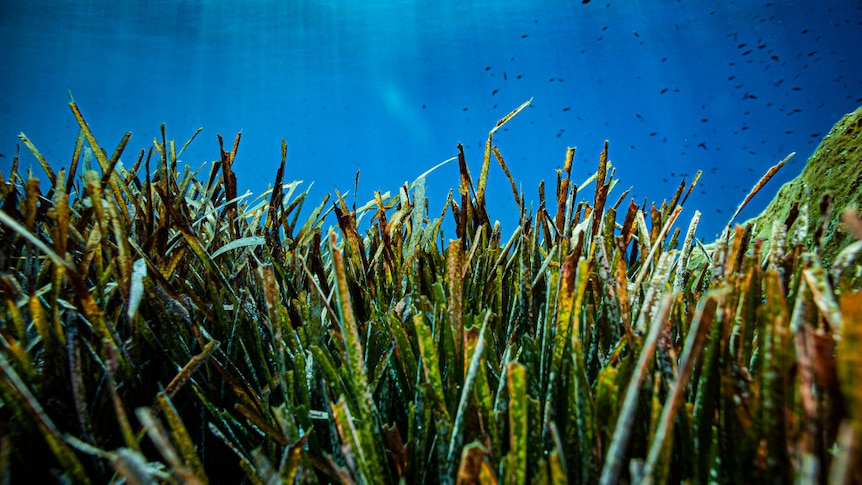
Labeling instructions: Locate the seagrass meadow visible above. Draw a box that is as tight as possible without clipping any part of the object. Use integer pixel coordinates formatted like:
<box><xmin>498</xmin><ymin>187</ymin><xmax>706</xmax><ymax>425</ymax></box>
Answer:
<box><xmin>1</xmin><ymin>98</ymin><xmax>861</xmax><ymax>485</ymax></box>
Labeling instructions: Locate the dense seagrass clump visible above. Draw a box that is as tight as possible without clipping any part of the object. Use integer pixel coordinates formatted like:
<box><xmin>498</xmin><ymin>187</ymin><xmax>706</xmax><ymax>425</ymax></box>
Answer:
<box><xmin>0</xmin><ymin>99</ymin><xmax>861</xmax><ymax>484</ymax></box>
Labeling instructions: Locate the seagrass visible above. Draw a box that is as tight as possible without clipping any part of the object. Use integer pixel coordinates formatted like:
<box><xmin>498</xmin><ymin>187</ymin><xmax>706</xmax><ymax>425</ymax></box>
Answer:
<box><xmin>0</xmin><ymin>98</ymin><xmax>860</xmax><ymax>484</ymax></box>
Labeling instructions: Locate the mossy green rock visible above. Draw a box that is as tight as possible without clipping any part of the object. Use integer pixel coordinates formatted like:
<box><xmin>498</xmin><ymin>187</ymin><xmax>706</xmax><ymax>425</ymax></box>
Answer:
<box><xmin>744</xmin><ymin>105</ymin><xmax>862</xmax><ymax>265</ymax></box>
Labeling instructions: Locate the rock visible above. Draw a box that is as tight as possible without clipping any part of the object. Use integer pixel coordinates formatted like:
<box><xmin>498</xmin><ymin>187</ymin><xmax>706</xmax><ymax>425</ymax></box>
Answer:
<box><xmin>743</xmin><ymin>105</ymin><xmax>862</xmax><ymax>267</ymax></box>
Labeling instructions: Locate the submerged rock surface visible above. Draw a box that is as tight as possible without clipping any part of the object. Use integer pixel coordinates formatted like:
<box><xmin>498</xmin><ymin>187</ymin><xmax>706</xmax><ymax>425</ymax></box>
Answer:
<box><xmin>744</xmin><ymin>105</ymin><xmax>862</xmax><ymax>265</ymax></box>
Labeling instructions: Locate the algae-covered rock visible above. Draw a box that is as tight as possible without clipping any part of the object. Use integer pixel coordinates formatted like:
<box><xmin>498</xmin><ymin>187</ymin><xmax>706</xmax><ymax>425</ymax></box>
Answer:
<box><xmin>744</xmin><ymin>105</ymin><xmax>862</xmax><ymax>266</ymax></box>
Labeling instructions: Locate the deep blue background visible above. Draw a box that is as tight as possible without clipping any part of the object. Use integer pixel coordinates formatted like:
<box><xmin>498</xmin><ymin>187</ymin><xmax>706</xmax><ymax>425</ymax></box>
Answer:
<box><xmin>1</xmin><ymin>0</ymin><xmax>860</xmax><ymax>239</ymax></box>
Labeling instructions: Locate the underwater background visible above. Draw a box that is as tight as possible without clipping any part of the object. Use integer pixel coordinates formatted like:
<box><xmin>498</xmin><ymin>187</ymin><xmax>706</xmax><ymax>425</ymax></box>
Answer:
<box><xmin>1</xmin><ymin>0</ymin><xmax>860</xmax><ymax>239</ymax></box>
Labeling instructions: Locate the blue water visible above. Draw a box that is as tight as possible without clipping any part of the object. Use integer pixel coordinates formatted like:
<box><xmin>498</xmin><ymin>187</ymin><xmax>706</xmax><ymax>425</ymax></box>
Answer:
<box><xmin>1</xmin><ymin>0</ymin><xmax>860</xmax><ymax>239</ymax></box>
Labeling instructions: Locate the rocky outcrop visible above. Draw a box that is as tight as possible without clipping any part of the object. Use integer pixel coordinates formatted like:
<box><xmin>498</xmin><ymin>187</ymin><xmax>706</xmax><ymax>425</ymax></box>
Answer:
<box><xmin>743</xmin><ymin>105</ymin><xmax>862</xmax><ymax>266</ymax></box>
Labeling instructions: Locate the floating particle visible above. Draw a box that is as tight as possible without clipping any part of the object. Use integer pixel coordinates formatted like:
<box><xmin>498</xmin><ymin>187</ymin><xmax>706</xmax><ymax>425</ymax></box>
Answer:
<box><xmin>661</xmin><ymin>57</ymin><xmax>668</xmax><ymax>62</ymax></box>
<box><xmin>422</xmin><ymin>104</ymin><xmax>426</xmax><ymax>109</ymax></box>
